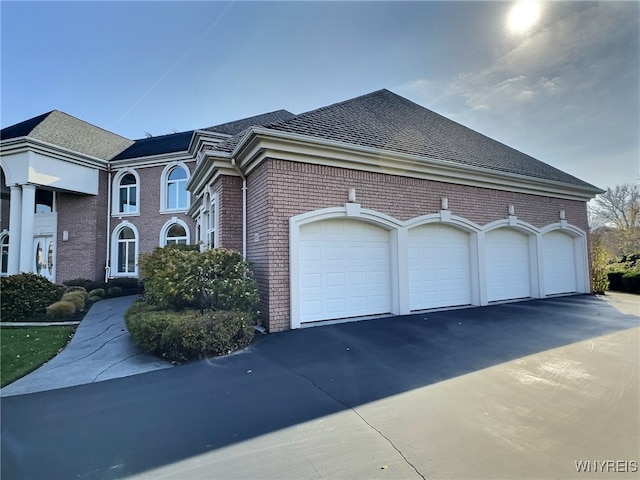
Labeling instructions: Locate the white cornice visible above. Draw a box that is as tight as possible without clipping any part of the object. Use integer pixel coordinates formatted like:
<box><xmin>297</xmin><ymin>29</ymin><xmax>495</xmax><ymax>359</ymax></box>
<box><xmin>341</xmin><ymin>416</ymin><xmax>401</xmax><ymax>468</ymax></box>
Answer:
<box><xmin>230</xmin><ymin>128</ymin><xmax>603</xmax><ymax>202</ymax></box>
<box><xmin>110</xmin><ymin>152</ymin><xmax>194</xmax><ymax>169</ymax></box>
<box><xmin>0</xmin><ymin>137</ymin><xmax>109</xmax><ymax>169</ymax></box>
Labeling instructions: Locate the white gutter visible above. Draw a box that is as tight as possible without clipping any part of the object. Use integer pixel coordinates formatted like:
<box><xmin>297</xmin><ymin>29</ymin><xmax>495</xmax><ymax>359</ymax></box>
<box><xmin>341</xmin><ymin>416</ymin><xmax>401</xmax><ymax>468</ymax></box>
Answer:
<box><xmin>105</xmin><ymin>167</ymin><xmax>112</xmax><ymax>282</ymax></box>
<box><xmin>231</xmin><ymin>158</ymin><xmax>247</xmax><ymax>259</ymax></box>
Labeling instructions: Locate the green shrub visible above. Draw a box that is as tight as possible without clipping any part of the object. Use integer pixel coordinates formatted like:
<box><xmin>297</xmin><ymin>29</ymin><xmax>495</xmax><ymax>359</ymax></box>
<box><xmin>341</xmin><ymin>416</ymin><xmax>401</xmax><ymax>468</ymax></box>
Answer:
<box><xmin>107</xmin><ymin>286</ymin><xmax>123</xmax><ymax>296</ymax></box>
<box><xmin>46</xmin><ymin>300</ymin><xmax>78</xmax><ymax>319</ymax></box>
<box><xmin>64</xmin><ymin>286</ymin><xmax>88</xmax><ymax>295</ymax></box>
<box><xmin>61</xmin><ymin>291</ymin><xmax>87</xmax><ymax>311</ymax></box>
<box><xmin>88</xmin><ymin>288</ymin><xmax>105</xmax><ymax>298</ymax></box>
<box><xmin>87</xmin><ymin>295</ymin><xmax>101</xmax><ymax>304</ymax></box>
<box><xmin>107</xmin><ymin>278</ymin><xmax>140</xmax><ymax>291</ymax></box>
<box><xmin>125</xmin><ymin>302</ymin><xmax>254</xmax><ymax>363</ymax></box>
<box><xmin>63</xmin><ymin>278</ymin><xmax>106</xmax><ymax>292</ymax></box>
<box><xmin>1</xmin><ymin>273</ymin><xmax>65</xmax><ymax>322</ymax></box>
<box><xmin>590</xmin><ymin>238</ymin><xmax>609</xmax><ymax>294</ymax></box>
<box><xmin>621</xmin><ymin>271</ymin><xmax>640</xmax><ymax>294</ymax></box>
<box><xmin>138</xmin><ymin>246</ymin><xmax>259</xmax><ymax>317</ymax></box>
<box><xmin>607</xmin><ymin>269</ymin><xmax>627</xmax><ymax>292</ymax></box>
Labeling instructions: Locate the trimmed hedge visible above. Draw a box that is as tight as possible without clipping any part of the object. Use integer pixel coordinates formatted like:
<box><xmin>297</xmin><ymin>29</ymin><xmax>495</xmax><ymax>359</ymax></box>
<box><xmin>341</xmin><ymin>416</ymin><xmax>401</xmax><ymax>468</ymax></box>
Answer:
<box><xmin>46</xmin><ymin>300</ymin><xmax>78</xmax><ymax>319</ymax></box>
<box><xmin>138</xmin><ymin>246</ymin><xmax>259</xmax><ymax>317</ymax></box>
<box><xmin>61</xmin><ymin>291</ymin><xmax>87</xmax><ymax>312</ymax></box>
<box><xmin>88</xmin><ymin>288</ymin><xmax>105</xmax><ymax>299</ymax></box>
<box><xmin>63</xmin><ymin>278</ymin><xmax>141</xmax><ymax>297</ymax></box>
<box><xmin>621</xmin><ymin>271</ymin><xmax>640</xmax><ymax>294</ymax></box>
<box><xmin>125</xmin><ymin>301</ymin><xmax>254</xmax><ymax>363</ymax></box>
<box><xmin>1</xmin><ymin>273</ymin><xmax>65</xmax><ymax>322</ymax></box>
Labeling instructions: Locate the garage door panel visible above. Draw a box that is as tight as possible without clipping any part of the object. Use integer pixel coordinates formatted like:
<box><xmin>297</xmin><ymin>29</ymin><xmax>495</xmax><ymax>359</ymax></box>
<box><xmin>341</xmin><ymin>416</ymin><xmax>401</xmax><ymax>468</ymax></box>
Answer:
<box><xmin>299</xmin><ymin>219</ymin><xmax>392</xmax><ymax>323</ymax></box>
<box><xmin>543</xmin><ymin>231</ymin><xmax>577</xmax><ymax>295</ymax></box>
<box><xmin>485</xmin><ymin>228</ymin><xmax>531</xmax><ymax>302</ymax></box>
<box><xmin>408</xmin><ymin>224</ymin><xmax>472</xmax><ymax>310</ymax></box>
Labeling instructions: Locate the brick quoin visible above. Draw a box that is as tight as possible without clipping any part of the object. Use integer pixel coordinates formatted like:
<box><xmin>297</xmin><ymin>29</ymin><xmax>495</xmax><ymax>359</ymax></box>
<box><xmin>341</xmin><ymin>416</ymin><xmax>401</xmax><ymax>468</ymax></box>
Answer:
<box><xmin>243</xmin><ymin>158</ymin><xmax>590</xmax><ymax>332</ymax></box>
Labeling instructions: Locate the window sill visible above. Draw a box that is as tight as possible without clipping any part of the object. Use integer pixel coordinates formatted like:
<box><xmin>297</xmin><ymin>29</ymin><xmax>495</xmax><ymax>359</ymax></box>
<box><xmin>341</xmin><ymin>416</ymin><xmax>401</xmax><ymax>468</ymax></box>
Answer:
<box><xmin>160</xmin><ymin>208</ymin><xmax>189</xmax><ymax>214</ymax></box>
<box><xmin>112</xmin><ymin>212</ymin><xmax>140</xmax><ymax>218</ymax></box>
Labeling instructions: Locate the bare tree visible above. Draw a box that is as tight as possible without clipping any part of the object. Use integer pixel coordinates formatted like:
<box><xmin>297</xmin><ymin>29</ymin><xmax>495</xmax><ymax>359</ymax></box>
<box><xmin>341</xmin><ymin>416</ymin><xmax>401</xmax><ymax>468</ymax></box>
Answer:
<box><xmin>590</xmin><ymin>183</ymin><xmax>640</xmax><ymax>256</ymax></box>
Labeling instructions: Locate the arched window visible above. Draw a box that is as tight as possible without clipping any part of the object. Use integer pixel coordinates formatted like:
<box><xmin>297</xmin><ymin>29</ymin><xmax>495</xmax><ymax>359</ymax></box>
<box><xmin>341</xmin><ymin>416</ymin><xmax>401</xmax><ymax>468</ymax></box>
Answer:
<box><xmin>113</xmin><ymin>170</ymin><xmax>140</xmax><ymax>215</ymax></box>
<box><xmin>161</xmin><ymin>164</ymin><xmax>190</xmax><ymax>212</ymax></box>
<box><xmin>1</xmin><ymin>234</ymin><xmax>9</xmax><ymax>275</ymax></box>
<box><xmin>111</xmin><ymin>223</ymin><xmax>139</xmax><ymax>276</ymax></box>
<box><xmin>160</xmin><ymin>219</ymin><xmax>190</xmax><ymax>246</ymax></box>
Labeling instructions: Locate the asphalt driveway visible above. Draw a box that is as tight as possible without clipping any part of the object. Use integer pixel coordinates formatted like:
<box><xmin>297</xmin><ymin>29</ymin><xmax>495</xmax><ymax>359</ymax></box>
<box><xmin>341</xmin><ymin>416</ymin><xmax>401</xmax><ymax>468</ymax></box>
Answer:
<box><xmin>1</xmin><ymin>294</ymin><xmax>638</xmax><ymax>479</ymax></box>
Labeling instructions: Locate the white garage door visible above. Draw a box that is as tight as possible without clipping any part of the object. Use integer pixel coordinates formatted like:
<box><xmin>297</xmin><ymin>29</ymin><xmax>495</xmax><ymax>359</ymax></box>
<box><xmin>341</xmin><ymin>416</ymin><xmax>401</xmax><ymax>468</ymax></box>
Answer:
<box><xmin>485</xmin><ymin>228</ymin><xmax>531</xmax><ymax>302</ymax></box>
<box><xmin>543</xmin><ymin>231</ymin><xmax>577</xmax><ymax>295</ymax></box>
<box><xmin>408</xmin><ymin>224</ymin><xmax>471</xmax><ymax>310</ymax></box>
<box><xmin>299</xmin><ymin>219</ymin><xmax>391</xmax><ymax>324</ymax></box>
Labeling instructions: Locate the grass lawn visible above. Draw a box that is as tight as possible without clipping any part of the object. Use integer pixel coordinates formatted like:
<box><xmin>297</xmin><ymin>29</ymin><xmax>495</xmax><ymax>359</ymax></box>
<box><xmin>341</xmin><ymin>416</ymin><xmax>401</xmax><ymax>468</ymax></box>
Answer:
<box><xmin>1</xmin><ymin>326</ymin><xmax>76</xmax><ymax>387</ymax></box>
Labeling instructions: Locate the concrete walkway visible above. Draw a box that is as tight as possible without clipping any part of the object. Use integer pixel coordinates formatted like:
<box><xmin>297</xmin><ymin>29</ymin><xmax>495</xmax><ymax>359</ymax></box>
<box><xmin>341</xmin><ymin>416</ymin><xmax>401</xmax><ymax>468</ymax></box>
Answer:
<box><xmin>0</xmin><ymin>295</ymin><xmax>173</xmax><ymax>397</ymax></box>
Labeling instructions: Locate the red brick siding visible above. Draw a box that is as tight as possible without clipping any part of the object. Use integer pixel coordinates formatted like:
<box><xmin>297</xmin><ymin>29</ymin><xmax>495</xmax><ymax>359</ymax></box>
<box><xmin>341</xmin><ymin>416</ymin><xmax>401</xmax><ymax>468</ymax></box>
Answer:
<box><xmin>110</xmin><ymin>162</ymin><xmax>196</xmax><ymax>276</ymax></box>
<box><xmin>56</xmin><ymin>170</ymin><xmax>109</xmax><ymax>282</ymax></box>
<box><xmin>246</xmin><ymin>162</ymin><xmax>271</xmax><ymax>327</ymax></box>
<box><xmin>214</xmin><ymin>175</ymin><xmax>243</xmax><ymax>251</ymax></box>
<box><xmin>244</xmin><ymin>159</ymin><xmax>590</xmax><ymax>332</ymax></box>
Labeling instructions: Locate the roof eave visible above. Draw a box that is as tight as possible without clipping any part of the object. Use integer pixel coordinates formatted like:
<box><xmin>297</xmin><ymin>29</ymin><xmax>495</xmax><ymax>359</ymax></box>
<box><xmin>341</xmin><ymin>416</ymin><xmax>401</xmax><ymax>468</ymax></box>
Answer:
<box><xmin>231</xmin><ymin>128</ymin><xmax>603</xmax><ymax>202</ymax></box>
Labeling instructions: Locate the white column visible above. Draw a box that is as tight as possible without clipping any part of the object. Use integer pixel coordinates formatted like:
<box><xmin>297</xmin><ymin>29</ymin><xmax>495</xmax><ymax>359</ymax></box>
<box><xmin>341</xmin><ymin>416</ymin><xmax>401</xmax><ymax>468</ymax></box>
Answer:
<box><xmin>19</xmin><ymin>184</ymin><xmax>36</xmax><ymax>273</ymax></box>
<box><xmin>7</xmin><ymin>185</ymin><xmax>22</xmax><ymax>274</ymax></box>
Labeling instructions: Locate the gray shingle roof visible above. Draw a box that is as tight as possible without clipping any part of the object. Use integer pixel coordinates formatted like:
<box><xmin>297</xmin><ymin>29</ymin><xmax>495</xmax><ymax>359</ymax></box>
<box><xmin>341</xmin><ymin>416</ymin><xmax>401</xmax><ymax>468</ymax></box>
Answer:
<box><xmin>1</xmin><ymin>110</ymin><xmax>133</xmax><ymax>161</ymax></box>
<box><xmin>112</xmin><ymin>131</ymin><xmax>194</xmax><ymax>160</ymax></box>
<box><xmin>213</xmin><ymin>89</ymin><xmax>597</xmax><ymax>190</ymax></box>
<box><xmin>1</xmin><ymin>111</ymin><xmax>53</xmax><ymax>140</ymax></box>
<box><xmin>203</xmin><ymin>110</ymin><xmax>296</xmax><ymax>136</ymax></box>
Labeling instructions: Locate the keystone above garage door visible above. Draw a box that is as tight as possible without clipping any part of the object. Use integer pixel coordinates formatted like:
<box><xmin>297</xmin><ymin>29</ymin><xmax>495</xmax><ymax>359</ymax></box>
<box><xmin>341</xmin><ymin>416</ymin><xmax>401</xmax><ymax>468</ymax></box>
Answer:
<box><xmin>298</xmin><ymin>218</ymin><xmax>392</xmax><ymax>324</ymax></box>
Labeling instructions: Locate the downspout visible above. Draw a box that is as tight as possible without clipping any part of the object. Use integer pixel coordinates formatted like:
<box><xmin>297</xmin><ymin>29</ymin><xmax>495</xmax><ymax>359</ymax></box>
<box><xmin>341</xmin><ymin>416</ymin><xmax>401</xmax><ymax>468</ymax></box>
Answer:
<box><xmin>105</xmin><ymin>166</ymin><xmax>112</xmax><ymax>283</ymax></box>
<box><xmin>230</xmin><ymin>158</ymin><xmax>247</xmax><ymax>259</ymax></box>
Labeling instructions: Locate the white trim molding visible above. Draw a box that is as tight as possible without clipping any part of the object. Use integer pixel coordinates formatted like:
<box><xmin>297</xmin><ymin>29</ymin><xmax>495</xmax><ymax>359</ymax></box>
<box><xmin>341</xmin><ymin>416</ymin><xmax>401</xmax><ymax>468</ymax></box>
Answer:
<box><xmin>111</xmin><ymin>168</ymin><xmax>141</xmax><ymax>217</ymax></box>
<box><xmin>110</xmin><ymin>220</ymin><xmax>139</xmax><ymax>277</ymax></box>
<box><xmin>159</xmin><ymin>162</ymin><xmax>191</xmax><ymax>214</ymax></box>
<box><xmin>159</xmin><ymin>217</ymin><xmax>191</xmax><ymax>246</ymax></box>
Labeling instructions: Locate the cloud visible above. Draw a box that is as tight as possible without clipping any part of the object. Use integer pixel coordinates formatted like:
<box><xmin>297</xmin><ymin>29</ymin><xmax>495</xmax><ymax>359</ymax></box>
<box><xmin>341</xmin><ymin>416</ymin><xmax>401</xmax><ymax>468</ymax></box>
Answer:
<box><xmin>443</xmin><ymin>2</ymin><xmax>637</xmax><ymax>115</ymax></box>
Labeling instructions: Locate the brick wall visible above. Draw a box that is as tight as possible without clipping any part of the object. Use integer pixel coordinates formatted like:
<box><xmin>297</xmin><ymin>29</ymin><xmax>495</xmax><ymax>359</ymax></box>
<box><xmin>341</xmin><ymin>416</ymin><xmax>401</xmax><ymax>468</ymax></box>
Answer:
<box><xmin>244</xmin><ymin>159</ymin><xmax>590</xmax><ymax>332</ymax></box>
<box><xmin>56</xmin><ymin>180</ymin><xmax>105</xmax><ymax>283</ymax></box>
<box><xmin>246</xmin><ymin>162</ymin><xmax>273</xmax><ymax>327</ymax></box>
<box><xmin>215</xmin><ymin>175</ymin><xmax>243</xmax><ymax>250</ymax></box>
<box><xmin>110</xmin><ymin>161</ymin><xmax>196</xmax><ymax>275</ymax></box>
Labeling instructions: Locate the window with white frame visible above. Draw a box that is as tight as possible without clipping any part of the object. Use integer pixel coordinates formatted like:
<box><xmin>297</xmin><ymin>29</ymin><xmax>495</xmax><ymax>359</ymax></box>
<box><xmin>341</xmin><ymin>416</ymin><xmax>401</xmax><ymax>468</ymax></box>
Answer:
<box><xmin>160</xmin><ymin>164</ymin><xmax>190</xmax><ymax>212</ymax></box>
<box><xmin>206</xmin><ymin>194</ymin><xmax>217</xmax><ymax>248</ymax></box>
<box><xmin>113</xmin><ymin>224</ymin><xmax>138</xmax><ymax>275</ymax></box>
<box><xmin>160</xmin><ymin>219</ymin><xmax>190</xmax><ymax>246</ymax></box>
<box><xmin>0</xmin><ymin>234</ymin><xmax>8</xmax><ymax>275</ymax></box>
<box><xmin>116</xmin><ymin>172</ymin><xmax>139</xmax><ymax>214</ymax></box>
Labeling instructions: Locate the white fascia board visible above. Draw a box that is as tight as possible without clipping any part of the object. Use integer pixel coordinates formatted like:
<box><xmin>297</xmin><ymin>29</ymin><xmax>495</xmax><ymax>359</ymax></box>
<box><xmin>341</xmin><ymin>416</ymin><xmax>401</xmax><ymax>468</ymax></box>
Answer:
<box><xmin>189</xmin><ymin>130</ymin><xmax>230</xmax><ymax>155</ymax></box>
<box><xmin>232</xmin><ymin>128</ymin><xmax>603</xmax><ymax>202</ymax></box>
<box><xmin>186</xmin><ymin>151</ymin><xmax>238</xmax><ymax>195</ymax></box>
<box><xmin>1</xmin><ymin>137</ymin><xmax>109</xmax><ymax>170</ymax></box>
<box><xmin>109</xmin><ymin>152</ymin><xmax>193</xmax><ymax>169</ymax></box>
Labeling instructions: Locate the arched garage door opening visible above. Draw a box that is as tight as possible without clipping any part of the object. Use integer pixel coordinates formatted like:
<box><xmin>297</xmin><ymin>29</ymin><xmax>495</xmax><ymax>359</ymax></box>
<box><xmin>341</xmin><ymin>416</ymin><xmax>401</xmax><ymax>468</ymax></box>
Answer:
<box><xmin>543</xmin><ymin>230</ymin><xmax>577</xmax><ymax>295</ymax></box>
<box><xmin>298</xmin><ymin>218</ymin><xmax>392</xmax><ymax>324</ymax></box>
<box><xmin>485</xmin><ymin>228</ymin><xmax>532</xmax><ymax>302</ymax></box>
<box><xmin>408</xmin><ymin>224</ymin><xmax>472</xmax><ymax>310</ymax></box>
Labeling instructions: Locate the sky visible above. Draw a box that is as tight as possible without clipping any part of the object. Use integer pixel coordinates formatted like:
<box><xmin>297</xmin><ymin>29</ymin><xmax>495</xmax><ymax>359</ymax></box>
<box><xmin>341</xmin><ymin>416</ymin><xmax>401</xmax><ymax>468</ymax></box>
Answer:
<box><xmin>1</xmin><ymin>1</ymin><xmax>638</xmax><ymax>191</ymax></box>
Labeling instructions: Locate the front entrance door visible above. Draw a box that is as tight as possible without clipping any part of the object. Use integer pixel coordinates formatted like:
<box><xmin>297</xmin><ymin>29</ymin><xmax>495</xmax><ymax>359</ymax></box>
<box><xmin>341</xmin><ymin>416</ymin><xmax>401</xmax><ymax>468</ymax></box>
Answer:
<box><xmin>33</xmin><ymin>236</ymin><xmax>55</xmax><ymax>282</ymax></box>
